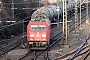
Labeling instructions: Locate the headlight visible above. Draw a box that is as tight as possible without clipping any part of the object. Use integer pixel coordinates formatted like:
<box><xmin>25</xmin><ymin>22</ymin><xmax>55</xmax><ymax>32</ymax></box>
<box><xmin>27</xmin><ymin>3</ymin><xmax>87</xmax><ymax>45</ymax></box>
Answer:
<box><xmin>30</xmin><ymin>38</ymin><xmax>34</xmax><ymax>40</ymax></box>
<box><xmin>30</xmin><ymin>34</ymin><xmax>34</xmax><ymax>37</ymax></box>
<box><xmin>42</xmin><ymin>42</ymin><xmax>46</xmax><ymax>45</ymax></box>
<box><xmin>29</xmin><ymin>42</ymin><xmax>33</xmax><ymax>44</ymax></box>
<box><xmin>42</xmin><ymin>38</ymin><xmax>46</xmax><ymax>40</ymax></box>
<box><xmin>42</xmin><ymin>34</ymin><xmax>46</xmax><ymax>37</ymax></box>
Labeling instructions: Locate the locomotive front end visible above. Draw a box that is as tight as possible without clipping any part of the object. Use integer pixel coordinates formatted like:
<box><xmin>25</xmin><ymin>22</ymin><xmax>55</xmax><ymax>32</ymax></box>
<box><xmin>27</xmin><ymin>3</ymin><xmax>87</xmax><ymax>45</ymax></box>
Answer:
<box><xmin>27</xmin><ymin>21</ymin><xmax>50</xmax><ymax>50</ymax></box>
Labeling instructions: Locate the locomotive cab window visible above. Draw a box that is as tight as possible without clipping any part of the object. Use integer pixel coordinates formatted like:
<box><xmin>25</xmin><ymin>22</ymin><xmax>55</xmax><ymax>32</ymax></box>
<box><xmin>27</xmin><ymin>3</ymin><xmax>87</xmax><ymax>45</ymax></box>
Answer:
<box><xmin>31</xmin><ymin>25</ymin><xmax>38</xmax><ymax>30</ymax></box>
<box><xmin>39</xmin><ymin>25</ymin><xmax>46</xmax><ymax>30</ymax></box>
<box><xmin>30</xmin><ymin>25</ymin><xmax>46</xmax><ymax>30</ymax></box>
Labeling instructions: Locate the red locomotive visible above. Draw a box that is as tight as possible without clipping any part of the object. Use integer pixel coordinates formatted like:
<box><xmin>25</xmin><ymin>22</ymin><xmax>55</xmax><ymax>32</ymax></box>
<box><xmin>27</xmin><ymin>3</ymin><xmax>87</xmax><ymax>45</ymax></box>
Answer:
<box><xmin>27</xmin><ymin>5</ymin><xmax>57</xmax><ymax>50</ymax></box>
<box><xmin>27</xmin><ymin>21</ymin><xmax>50</xmax><ymax>50</ymax></box>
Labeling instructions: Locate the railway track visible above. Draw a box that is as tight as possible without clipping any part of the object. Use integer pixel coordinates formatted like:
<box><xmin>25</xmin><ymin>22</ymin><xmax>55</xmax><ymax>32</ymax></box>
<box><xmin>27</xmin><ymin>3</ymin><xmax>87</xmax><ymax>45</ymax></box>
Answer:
<box><xmin>0</xmin><ymin>8</ymin><xmax>32</xmax><ymax>57</ymax></box>
<box><xmin>0</xmin><ymin>3</ymin><xmax>89</xmax><ymax>60</ymax></box>
<box><xmin>0</xmin><ymin>5</ymin><xmax>35</xmax><ymax>59</ymax></box>
<box><xmin>53</xmin><ymin>33</ymin><xmax>90</xmax><ymax>60</ymax></box>
<box><xmin>18</xmin><ymin>8</ymin><xmax>88</xmax><ymax>60</ymax></box>
<box><xmin>0</xmin><ymin>33</ymin><xmax>26</xmax><ymax>58</ymax></box>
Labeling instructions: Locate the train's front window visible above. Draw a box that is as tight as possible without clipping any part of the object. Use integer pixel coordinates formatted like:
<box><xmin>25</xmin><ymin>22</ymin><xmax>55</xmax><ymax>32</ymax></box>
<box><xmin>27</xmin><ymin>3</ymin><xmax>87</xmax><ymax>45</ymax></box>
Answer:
<box><xmin>31</xmin><ymin>25</ymin><xmax>38</xmax><ymax>30</ymax></box>
<box><xmin>30</xmin><ymin>25</ymin><xmax>46</xmax><ymax>30</ymax></box>
<box><xmin>39</xmin><ymin>25</ymin><xmax>46</xmax><ymax>30</ymax></box>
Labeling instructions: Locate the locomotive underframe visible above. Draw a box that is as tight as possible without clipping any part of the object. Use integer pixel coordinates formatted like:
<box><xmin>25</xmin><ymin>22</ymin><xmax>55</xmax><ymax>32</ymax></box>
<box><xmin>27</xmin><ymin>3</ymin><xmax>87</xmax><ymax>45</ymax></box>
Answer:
<box><xmin>28</xmin><ymin>41</ymin><xmax>48</xmax><ymax>50</ymax></box>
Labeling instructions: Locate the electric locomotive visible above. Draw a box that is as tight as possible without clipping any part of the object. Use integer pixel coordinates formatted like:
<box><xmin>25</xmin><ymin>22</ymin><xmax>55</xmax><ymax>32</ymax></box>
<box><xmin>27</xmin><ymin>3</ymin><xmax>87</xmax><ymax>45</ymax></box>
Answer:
<box><xmin>27</xmin><ymin>5</ymin><xmax>57</xmax><ymax>50</ymax></box>
<box><xmin>27</xmin><ymin>0</ymin><xmax>85</xmax><ymax>50</ymax></box>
